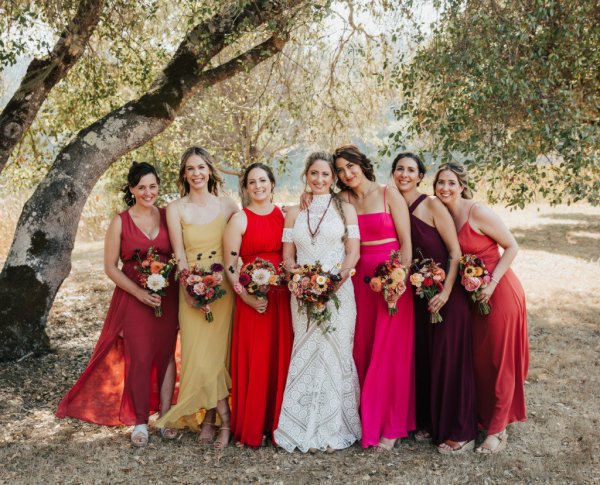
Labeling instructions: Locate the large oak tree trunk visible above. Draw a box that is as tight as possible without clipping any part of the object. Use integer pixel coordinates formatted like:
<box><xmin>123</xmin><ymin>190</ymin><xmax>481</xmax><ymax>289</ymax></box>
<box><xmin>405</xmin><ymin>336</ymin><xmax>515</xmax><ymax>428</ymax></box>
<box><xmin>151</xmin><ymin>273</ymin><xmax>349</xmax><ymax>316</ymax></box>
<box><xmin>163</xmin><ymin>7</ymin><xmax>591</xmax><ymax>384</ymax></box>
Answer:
<box><xmin>0</xmin><ymin>0</ymin><xmax>300</xmax><ymax>361</ymax></box>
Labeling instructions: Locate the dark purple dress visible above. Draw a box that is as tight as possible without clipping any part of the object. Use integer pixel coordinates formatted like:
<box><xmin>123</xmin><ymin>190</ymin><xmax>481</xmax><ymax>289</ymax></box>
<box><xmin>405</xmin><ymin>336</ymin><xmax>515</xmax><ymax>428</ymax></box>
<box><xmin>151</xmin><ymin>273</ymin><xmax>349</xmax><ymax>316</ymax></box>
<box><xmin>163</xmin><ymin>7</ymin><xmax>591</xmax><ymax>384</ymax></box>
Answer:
<box><xmin>410</xmin><ymin>194</ymin><xmax>477</xmax><ymax>444</ymax></box>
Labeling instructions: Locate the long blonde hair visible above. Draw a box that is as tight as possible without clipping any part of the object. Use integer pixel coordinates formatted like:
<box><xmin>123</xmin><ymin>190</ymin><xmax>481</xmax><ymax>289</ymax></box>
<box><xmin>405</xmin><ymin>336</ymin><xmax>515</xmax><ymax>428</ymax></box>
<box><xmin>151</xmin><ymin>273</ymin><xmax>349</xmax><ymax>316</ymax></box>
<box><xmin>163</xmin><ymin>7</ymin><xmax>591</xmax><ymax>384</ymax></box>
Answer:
<box><xmin>177</xmin><ymin>146</ymin><xmax>224</xmax><ymax>196</ymax></box>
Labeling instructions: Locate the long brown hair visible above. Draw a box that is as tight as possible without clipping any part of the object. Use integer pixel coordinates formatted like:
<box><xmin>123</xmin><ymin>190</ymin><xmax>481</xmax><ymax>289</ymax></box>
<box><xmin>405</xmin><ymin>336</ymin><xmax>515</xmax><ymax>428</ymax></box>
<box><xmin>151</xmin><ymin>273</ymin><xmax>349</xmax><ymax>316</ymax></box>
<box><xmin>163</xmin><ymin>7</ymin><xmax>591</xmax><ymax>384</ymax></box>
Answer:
<box><xmin>177</xmin><ymin>146</ymin><xmax>224</xmax><ymax>196</ymax></box>
<box><xmin>333</xmin><ymin>144</ymin><xmax>376</xmax><ymax>191</ymax></box>
<box><xmin>433</xmin><ymin>162</ymin><xmax>473</xmax><ymax>199</ymax></box>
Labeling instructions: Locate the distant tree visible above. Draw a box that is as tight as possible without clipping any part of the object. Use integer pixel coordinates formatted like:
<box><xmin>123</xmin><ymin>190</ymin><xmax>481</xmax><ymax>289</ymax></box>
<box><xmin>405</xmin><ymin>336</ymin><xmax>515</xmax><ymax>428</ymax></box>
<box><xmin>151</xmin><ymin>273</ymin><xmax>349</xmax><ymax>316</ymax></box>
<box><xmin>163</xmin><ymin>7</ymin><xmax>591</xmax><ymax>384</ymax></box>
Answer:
<box><xmin>388</xmin><ymin>0</ymin><xmax>600</xmax><ymax>207</ymax></box>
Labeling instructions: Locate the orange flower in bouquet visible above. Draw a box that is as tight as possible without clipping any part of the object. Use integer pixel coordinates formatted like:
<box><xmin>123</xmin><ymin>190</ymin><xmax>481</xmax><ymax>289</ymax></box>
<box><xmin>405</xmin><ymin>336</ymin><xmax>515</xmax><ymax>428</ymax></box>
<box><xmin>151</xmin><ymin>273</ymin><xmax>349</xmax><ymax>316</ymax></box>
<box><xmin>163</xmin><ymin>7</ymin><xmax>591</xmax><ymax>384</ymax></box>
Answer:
<box><xmin>134</xmin><ymin>247</ymin><xmax>177</xmax><ymax>317</ymax></box>
<box><xmin>365</xmin><ymin>249</ymin><xmax>407</xmax><ymax>316</ymax></box>
<box><xmin>285</xmin><ymin>261</ymin><xmax>342</xmax><ymax>333</ymax></box>
<box><xmin>410</xmin><ymin>256</ymin><xmax>446</xmax><ymax>323</ymax></box>
<box><xmin>459</xmin><ymin>254</ymin><xmax>491</xmax><ymax>315</ymax></box>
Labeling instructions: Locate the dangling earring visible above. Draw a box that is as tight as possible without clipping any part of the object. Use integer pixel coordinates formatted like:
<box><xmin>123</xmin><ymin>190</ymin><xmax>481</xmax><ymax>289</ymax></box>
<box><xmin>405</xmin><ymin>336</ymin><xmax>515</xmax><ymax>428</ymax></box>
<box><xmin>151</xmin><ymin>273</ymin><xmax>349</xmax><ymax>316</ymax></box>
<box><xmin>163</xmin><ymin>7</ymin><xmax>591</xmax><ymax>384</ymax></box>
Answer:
<box><xmin>304</xmin><ymin>180</ymin><xmax>312</xmax><ymax>194</ymax></box>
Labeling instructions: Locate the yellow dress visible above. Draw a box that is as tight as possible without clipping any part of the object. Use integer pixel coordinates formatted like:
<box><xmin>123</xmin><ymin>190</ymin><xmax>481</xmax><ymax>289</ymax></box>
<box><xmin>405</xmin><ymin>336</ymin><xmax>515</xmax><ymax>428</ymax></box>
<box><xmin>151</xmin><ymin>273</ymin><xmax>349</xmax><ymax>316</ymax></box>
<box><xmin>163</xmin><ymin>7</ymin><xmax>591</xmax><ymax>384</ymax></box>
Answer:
<box><xmin>156</xmin><ymin>214</ymin><xmax>233</xmax><ymax>429</ymax></box>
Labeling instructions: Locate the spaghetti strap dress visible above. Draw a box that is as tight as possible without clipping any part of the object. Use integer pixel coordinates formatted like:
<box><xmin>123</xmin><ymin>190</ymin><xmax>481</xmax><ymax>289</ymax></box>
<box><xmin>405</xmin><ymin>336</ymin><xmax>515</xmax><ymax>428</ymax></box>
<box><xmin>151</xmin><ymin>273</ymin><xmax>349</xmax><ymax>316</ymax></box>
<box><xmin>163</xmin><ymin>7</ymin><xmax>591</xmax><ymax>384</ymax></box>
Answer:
<box><xmin>353</xmin><ymin>187</ymin><xmax>416</xmax><ymax>447</ymax></box>
<box><xmin>230</xmin><ymin>207</ymin><xmax>293</xmax><ymax>447</ymax></box>
<box><xmin>156</xmin><ymin>213</ymin><xmax>234</xmax><ymax>429</ymax></box>
<box><xmin>56</xmin><ymin>208</ymin><xmax>178</xmax><ymax>425</ymax></box>
<box><xmin>409</xmin><ymin>194</ymin><xmax>477</xmax><ymax>444</ymax></box>
<box><xmin>458</xmin><ymin>206</ymin><xmax>528</xmax><ymax>434</ymax></box>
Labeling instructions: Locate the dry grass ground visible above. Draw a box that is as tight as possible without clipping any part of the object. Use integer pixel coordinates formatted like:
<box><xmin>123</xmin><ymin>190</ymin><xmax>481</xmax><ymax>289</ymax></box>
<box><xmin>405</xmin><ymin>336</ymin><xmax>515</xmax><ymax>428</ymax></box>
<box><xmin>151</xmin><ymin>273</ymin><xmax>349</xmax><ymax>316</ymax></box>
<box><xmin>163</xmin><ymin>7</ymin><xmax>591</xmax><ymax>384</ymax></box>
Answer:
<box><xmin>1</xmin><ymin>203</ymin><xmax>599</xmax><ymax>484</ymax></box>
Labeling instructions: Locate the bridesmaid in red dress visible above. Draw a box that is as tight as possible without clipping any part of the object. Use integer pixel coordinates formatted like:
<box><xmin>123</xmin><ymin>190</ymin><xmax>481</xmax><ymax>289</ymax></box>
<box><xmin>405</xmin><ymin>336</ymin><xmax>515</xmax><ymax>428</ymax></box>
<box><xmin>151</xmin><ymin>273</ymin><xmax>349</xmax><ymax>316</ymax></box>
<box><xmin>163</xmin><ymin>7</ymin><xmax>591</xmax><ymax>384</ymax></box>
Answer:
<box><xmin>434</xmin><ymin>162</ymin><xmax>528</xmax><ymax>454</ymax></box>
<box><xmin>223</xmin><ymin>163</ymin><xmax>293</xmax><ymax>448</ymax></box>
<box><xmin>56</xmin><ymin>162</ymin><xmax>178</xmax><ymax>447</ymax></box>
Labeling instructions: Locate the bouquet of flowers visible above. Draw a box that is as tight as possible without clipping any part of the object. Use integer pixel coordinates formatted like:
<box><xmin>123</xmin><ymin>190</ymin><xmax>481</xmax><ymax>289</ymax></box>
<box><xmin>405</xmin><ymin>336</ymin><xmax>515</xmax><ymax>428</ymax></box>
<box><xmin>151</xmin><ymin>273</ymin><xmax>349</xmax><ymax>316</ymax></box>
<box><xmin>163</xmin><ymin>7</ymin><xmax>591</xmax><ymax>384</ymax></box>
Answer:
<box><xmin>134</xmin><ymin>247</ymin><xmax>177</xmax><ymax>317</ymax></box>
<box><xmin>410</xmin><ymin>257</ymin><xmax>446</xmax><ymax>323</ymax></box>
<box><xmin>365</xmin><ymin>249</ymin><xmax>408</xmax><ymax>316</ymax></box>
<box><xmin>179</xmin><ymin>262</ymin><xmax>226</xmax><ymax>322</ymax></box>
<box><xmin>459</xmin><ymin>254</ymin><xmax>491</xmax><ymax>315</ymax></box>
<box><xmin>287</xmin><ymin>261</ymin><xmax>342</xmax><ymax>333</ymax></box>
<box><xmin>229</xmin><ymin>256</ymin><xmax>281</xmax><ymax>299</ymax></box>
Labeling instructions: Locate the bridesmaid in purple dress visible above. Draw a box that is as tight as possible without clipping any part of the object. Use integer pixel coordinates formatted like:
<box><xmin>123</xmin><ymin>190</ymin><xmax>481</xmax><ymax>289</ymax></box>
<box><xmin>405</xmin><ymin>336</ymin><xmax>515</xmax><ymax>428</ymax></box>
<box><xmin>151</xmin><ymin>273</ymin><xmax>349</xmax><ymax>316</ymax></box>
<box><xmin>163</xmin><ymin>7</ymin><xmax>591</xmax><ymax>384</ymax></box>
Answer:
<box><xmin>392</xmin><ymin>153</ymin><xmax>477</xmax><ymax>453</ymax></box>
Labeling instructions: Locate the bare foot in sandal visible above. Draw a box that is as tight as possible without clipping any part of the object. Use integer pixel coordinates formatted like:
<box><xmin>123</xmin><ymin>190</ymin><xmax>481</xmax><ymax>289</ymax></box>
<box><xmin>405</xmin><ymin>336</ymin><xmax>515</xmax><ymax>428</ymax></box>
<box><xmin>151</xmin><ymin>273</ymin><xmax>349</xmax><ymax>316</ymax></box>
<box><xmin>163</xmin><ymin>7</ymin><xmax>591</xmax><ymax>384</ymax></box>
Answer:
<box><xmin>160</xmin><ymin>427</ymin><xmax>178</xmax><ymax>440</ymax></box>
<box><xmin>213</xmin><ymin>425</ymin><xmax>231</xmax><ymax>449</ymax></box>
<box><xmin>476</xmin><ymin>430</ymin><xmax>508</xmax><ymax>454</ymax></box>
<box><xmin>197</xmin><ymin>421</ymin><xmax>216</xmax><ymax>445</ymax></box>
<box><xmin>438</xmin><ymin>439</ymin><xmax>475</xmax><ymax>454</ymax></box>
<box><xmin>375</xmin><ymin>437</ymin><xmax>396</xmax><ymax>452</ymax></box>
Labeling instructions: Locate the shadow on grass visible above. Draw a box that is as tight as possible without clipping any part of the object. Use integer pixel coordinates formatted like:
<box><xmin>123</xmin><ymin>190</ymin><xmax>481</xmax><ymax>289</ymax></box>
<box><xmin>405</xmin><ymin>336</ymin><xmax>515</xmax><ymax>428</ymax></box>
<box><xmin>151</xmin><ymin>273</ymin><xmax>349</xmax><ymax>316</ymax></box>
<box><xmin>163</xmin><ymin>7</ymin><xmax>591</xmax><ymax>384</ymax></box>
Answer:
<box><xmin>512</xmin><ymin>213</ymin><xmax>600</xmax><ymax>261</ymax></box>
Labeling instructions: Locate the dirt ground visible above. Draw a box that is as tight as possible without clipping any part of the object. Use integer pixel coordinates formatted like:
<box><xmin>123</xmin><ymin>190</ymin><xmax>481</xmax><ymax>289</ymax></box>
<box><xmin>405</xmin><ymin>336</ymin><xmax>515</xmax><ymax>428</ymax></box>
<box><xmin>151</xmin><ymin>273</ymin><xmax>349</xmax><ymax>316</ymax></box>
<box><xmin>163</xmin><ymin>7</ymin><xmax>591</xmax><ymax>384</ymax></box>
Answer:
<box><xmin>1</xmin><ymin>203</ymin><xmax>599</xmax><ymax>484</ymax></box>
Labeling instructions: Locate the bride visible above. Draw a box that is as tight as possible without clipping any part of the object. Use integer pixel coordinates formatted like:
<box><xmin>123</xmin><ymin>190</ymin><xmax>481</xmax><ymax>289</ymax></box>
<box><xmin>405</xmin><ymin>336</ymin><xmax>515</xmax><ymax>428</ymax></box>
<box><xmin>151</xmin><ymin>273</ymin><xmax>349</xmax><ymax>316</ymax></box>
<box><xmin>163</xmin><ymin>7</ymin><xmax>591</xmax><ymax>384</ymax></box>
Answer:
<box><xmin>274</xmin><ymin>152</ymin><xmax>361</xmax><ymax>452</ymax></box>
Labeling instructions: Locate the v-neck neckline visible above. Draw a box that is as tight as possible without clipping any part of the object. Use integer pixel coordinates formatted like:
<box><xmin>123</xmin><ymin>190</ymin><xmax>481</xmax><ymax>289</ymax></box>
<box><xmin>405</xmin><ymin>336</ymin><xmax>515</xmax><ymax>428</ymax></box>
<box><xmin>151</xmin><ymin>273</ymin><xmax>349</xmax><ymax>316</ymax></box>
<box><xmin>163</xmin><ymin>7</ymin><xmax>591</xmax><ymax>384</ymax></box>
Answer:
<box><xmin>128</xmin><ymin>208</ymin><xmax>161</xmax><ymax>241</ymax></box>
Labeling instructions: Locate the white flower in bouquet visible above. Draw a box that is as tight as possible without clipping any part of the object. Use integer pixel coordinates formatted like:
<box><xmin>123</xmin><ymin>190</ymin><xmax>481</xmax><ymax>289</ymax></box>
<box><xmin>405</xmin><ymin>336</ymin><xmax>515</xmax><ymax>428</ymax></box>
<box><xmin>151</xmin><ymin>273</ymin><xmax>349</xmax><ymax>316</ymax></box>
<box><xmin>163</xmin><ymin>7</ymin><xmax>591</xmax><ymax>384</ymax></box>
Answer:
<box><xmin>252</xmin><ymin>268</ymin><xmax>272</xmax><ymax>286</ymax></box>
<box><xmin>147</xmin><ymin>274</ymin><xmax>166</xmax><ymax>292</ymax></box>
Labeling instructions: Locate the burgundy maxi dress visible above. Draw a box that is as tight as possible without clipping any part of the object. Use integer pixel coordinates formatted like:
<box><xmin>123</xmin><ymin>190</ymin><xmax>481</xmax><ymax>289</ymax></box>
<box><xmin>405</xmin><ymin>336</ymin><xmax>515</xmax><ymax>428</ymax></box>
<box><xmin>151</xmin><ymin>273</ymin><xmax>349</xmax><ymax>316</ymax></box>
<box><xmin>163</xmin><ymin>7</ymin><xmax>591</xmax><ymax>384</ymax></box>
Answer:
<box><xmin>410</xmin><ymin>194</ymin><xmax>477</xmax><ymax>445</ymax></box>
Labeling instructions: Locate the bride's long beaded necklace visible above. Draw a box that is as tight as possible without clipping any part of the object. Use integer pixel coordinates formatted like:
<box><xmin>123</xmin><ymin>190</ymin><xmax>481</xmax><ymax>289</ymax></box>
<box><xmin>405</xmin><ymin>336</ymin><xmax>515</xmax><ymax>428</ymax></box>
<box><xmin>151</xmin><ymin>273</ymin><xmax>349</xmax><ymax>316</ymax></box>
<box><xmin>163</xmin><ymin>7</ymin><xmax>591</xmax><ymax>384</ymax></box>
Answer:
<box><xmin>306</xmin><ymin>195</ymin><xmax>332</xmax><ymax>245</ymax></box>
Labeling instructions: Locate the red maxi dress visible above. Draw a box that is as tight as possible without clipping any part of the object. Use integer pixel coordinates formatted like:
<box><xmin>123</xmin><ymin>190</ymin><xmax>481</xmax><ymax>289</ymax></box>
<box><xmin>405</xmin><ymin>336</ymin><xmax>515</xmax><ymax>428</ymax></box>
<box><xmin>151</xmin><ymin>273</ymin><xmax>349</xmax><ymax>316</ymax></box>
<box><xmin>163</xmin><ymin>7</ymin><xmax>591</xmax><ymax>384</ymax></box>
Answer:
<box><xmin>458</xmin><ymin>207</ymin><xmax>529</xmax><ymax>434</ymax></box>
<box><xmin>56</xmin><ymin>208</ymin><xmax>178</xmax><ymax>425</ymax></box>
<box><xmin>230</xmin><ymin>207</ymin><xmax>293</xmax><ymax>447</ymax></box>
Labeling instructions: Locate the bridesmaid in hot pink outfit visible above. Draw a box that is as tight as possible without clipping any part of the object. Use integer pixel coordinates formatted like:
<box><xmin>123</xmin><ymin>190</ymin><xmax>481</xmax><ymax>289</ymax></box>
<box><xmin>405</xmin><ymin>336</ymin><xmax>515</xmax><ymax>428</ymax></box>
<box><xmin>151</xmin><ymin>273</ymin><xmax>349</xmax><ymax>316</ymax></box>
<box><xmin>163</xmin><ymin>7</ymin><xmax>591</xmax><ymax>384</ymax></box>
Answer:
<box><xmin>434</xmin><ymin>162</ymin><xmax>528</xmax><ymax>455</ymax></box>
<box><xmin>334</xmin><ymin>145</ymin><xmax>415</xmax><ymax>451</ymax></box>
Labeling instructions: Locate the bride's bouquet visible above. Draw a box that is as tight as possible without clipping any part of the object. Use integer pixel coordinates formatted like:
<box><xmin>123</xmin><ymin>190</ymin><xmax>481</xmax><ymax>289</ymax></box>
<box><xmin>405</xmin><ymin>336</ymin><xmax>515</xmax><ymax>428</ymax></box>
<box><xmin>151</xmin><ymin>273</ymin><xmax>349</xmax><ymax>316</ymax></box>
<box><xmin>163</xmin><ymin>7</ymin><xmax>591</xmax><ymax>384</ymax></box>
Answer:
<box><xmin>134</xmin><ymin>247</ymin><xmax>177</xmax><ymax>317</ymax></box>
<box><xmin>287</xmin><ymin>261</ymin><xmax>341</xmax><ymax>333</ymax></box>
<box><xmin>179</xmin><ymin>261</ymin><xmax>226</xmax><ymax>322</ymax></box>
<box><xmin>365</xmin><ymin>249</ymin><xmax>407</xmax><ymax>316</ymax></box>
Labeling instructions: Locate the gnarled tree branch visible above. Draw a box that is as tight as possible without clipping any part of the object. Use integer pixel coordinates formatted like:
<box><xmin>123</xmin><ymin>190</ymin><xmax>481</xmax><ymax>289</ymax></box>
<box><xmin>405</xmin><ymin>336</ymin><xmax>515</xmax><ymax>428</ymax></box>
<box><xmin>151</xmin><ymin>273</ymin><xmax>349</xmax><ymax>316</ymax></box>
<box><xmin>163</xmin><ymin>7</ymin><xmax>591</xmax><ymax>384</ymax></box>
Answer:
<box><xmin>0</xmin><ymin>0</ymin><xmax>105</xmax><ymax>173</ymax></box>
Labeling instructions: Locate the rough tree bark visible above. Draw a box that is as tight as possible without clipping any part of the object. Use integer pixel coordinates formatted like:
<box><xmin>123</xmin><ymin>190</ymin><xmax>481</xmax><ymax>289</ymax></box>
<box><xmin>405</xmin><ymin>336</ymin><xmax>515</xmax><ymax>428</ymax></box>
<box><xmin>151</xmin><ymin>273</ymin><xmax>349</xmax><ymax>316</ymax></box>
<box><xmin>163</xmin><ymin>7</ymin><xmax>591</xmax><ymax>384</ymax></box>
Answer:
<box><xmin>0</xmin><ymin>0</ymin><xmax>302</xmax><ymax>361</ymax></box>
<box><xmin>0</xmin><ymin>0</ymin><xmax>105</xmax><ymax>174</ymax></box>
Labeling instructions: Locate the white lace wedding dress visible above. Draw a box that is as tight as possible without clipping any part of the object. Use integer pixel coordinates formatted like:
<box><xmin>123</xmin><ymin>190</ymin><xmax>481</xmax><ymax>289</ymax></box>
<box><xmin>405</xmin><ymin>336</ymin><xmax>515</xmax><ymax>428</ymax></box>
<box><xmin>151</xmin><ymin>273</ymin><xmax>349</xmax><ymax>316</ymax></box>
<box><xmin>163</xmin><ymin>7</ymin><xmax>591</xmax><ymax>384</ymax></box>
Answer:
<box><xmin>274</xmin><ymin>194</ymin><xmax>361</xmax><ymax>452</ymax></box>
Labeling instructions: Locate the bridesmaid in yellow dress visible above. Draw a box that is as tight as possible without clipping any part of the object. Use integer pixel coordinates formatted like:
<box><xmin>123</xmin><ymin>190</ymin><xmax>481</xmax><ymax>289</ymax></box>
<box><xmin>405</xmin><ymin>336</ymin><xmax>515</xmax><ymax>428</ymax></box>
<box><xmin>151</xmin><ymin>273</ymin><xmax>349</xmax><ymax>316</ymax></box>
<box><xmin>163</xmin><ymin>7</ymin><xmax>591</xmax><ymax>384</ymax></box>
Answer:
<box><xmin>156</xmin><ymin>147</ymin><xmax>238</xmax><ymax>448</ymax></box>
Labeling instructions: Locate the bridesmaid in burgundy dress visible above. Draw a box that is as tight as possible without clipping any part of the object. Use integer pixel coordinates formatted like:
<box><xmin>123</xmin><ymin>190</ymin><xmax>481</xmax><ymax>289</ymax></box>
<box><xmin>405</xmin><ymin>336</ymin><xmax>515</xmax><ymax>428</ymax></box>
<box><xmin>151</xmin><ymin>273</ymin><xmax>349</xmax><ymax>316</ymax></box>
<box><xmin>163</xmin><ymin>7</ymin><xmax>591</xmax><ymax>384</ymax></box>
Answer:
<box><xmin>434</xmin><ymin>162</ymin><xmax>528</xmax><ymax>454</ymax></box>
<box><xmin>56</xmin><ymin>162</ymin><xmax>178</xmax><ymax>447</ymax></box>
<box><xmin>223</xmin><ymin>163</ymin><xmax>293</xmax><ymax>448</ymax></box>
<box><xmin>392</xmin><ymin>153</ymin><xmax>477</xmax><ymax>454</ymax></box>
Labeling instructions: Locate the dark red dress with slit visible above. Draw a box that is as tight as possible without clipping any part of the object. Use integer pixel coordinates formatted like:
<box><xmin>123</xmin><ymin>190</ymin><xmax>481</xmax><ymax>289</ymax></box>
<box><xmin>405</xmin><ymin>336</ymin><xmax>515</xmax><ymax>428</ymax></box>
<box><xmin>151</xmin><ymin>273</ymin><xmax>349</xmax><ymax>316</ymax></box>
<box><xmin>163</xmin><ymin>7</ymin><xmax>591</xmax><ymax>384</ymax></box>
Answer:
<box><xmin>409</xmin><ymin>194</ymin><xmax>477</xmax><ymax>444</ymax></box>
<box><xmin>230</xmin><ymin>207</ymin><xmax>293</xmax><ymax>447</ymax></box>
<box><xmin>56</xmin><ymin>208</ymin><xmax>178</xmax><ymax>426</ymax></box>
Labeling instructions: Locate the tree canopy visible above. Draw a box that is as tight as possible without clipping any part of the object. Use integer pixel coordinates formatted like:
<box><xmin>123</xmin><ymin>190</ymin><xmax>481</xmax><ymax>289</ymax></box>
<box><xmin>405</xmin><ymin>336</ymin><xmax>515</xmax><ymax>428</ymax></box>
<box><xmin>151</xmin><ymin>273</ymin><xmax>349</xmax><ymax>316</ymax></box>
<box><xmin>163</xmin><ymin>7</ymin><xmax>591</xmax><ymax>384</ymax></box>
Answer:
<box><xmin>388</xmin><ymin>0</ymin><xmax>599</xmax><ymax>207</ymax></box>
